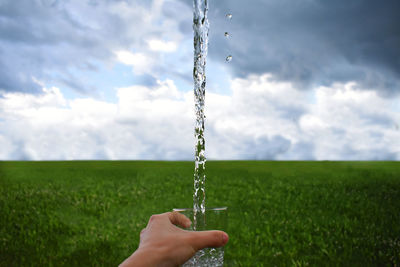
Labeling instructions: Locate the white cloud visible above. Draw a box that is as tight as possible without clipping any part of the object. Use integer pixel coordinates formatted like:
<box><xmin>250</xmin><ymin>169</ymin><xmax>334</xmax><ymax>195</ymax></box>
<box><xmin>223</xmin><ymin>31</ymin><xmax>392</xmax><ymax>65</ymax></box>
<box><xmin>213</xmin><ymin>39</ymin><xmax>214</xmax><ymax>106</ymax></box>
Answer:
<box><xmin>108</xmin><ymin>0</ymin><xmax>190</xmax><ymax>78</ymax></box>
<box><xmin>1</xmin><ymin>87</ymin><xmax>66</xmax><ymax>109</ymax></box>
<box><xmin>205</xmin><ymin>75</ymin><xmax>399</xmax><ymax>160</ymax></box>
<box><xmin>147</xmin><ymin>39</ymin><xmax>178</xmax><ymax>52</ymax></box>
<box><xmin>0</xmin><ymin>80</ymin><xmax>193</xmax><ymax>160</ymax></box>
<box><xmin>0</xmin><ymin>74</ymin><xmax>399</xmax><ymax>160</ymax></box>
<box><xmin>115</xmin><ymin>50</ymin><xmax>155</xmax><ymax>75</ymax></box>
<box><xmin>302</xmin><ymin>83</ymin><xmax>400</xmax><ymax>160</ymax></box>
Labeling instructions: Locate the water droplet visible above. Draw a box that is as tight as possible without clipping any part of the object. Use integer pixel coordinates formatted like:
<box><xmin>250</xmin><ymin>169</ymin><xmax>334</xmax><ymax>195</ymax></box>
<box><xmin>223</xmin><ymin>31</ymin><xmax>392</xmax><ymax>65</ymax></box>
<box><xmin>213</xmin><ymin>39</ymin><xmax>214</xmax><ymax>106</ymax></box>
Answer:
<box><xmin>226</xmin><ymin>13</ymin><xmax>232</xmax><ymax>20</ymax></box>
<box><xmin>224</xmin><ymin>32</ymin><xmax>230</xmax><ymax>38</ymax></box>
<box><xmin>226</xmin><ymin>55</ymin><xmax>232</xmax><ymax>62</ymax></box>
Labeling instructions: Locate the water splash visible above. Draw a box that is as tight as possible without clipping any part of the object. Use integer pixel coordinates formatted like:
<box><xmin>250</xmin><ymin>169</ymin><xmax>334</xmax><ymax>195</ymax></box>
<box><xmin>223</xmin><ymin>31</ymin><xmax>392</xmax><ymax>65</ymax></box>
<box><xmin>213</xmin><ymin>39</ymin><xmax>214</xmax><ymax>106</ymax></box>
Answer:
<box><xmin>192</xmin><ymin>0</ymin><xmax>208</xmax><ymax>231</ymax></box>
<box><xmin>225</xmin><ymin>13</ymin><xmax>233</xmax><ymax>63</ymax></box>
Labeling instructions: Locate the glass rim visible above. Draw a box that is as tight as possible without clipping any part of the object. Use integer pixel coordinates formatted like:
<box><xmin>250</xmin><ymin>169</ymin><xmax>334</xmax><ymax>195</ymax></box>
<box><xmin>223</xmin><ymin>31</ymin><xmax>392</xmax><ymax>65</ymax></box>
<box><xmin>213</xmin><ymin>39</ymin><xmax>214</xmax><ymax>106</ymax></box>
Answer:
<box><xmin>173</xmin><ymin>207</ymin><xmax>227</xmax><ymax>212</ymax></box>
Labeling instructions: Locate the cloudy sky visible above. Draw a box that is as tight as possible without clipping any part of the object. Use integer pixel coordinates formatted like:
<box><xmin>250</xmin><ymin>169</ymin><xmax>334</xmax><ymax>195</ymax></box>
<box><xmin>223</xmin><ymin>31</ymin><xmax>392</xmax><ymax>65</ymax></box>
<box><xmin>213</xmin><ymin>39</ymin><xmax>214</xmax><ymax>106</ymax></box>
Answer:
<box><xmin>0</xmin><ymin>0</ymin><xmax>399</xmax><ymax>160</ymax></box>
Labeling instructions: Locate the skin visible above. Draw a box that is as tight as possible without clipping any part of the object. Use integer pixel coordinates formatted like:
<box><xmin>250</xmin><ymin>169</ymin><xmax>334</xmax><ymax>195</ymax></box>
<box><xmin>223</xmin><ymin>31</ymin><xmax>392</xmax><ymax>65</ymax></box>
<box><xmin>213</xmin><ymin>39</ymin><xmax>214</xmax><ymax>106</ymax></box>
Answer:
<box><xmin>119</xmin><ymin>211</ymin><xmax>229</xmax><ymax>267</ymax></box>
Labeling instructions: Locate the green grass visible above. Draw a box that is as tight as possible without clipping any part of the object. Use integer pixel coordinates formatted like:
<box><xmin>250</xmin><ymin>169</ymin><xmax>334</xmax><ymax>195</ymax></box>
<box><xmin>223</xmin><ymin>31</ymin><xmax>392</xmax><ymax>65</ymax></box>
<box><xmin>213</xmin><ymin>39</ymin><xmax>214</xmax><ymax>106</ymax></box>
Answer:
<box><xmin>1</xmin><ymin>161</ymin><xmax>399</xmax><ymax>266</ymax></box>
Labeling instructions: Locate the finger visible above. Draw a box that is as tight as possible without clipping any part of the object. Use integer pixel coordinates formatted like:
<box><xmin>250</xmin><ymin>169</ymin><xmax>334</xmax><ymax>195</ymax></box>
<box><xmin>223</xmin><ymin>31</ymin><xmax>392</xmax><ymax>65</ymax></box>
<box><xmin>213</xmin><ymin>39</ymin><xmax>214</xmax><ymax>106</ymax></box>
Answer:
<box><xmin>188</xmin><ymin>230</ymin><xmax>229</xmax><ymax>251</ymax></box>
<box><xmin>140</xmin><ymin>228</ymin><xmax>147</xmax><ymax>237</ymax></box>
<box><xmin>166</xmin><ymin>211</ymin><xmax>192</xmax><ymax>228</ymax></box>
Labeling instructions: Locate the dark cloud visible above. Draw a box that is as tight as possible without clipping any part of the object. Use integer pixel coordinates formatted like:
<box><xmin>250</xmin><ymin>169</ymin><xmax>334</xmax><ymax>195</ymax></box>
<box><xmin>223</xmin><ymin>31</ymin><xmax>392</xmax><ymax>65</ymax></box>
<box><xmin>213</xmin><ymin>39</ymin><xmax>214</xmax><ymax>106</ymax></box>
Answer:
<box><xmin>0</xmin><ymin>0</ymin><xmax>179</xmax><ymax>94</ymax></box>
<box><xmin>287</xmin><ymin>141</ymin><xmax>315</xmax><ymax>160</ymax></box>
<box><xmin>223</xmin><ymin>135</ymin><xmax>315</xmax><ymax>160</ymax></box>
<box><xmin>2</xmin><ymin>0</ymin><xmax>399</xmax><ymax>96</ymax></box>
<box><xmin>215</xmin><ymin>134</ymin><xmax>292</xmax><ymax>160</ymax></box>
<box><xmin>181</xmin><ymin>0</ymin><xmax>400</xmax><ymax>94</ymax></box>
<box><xmin>341</xmin><ymin>146</ymin><xmax>398</xmax><ymax>161</ymax></box>
<box><xmin>0</xmin><ymin>0</ymin><xmax>112</xmax><ymax>93</ymax></box>
<box><xmin>360</xmin><ymin>112</ymin><xmax>394</xmax><ymax>128</ymax></box>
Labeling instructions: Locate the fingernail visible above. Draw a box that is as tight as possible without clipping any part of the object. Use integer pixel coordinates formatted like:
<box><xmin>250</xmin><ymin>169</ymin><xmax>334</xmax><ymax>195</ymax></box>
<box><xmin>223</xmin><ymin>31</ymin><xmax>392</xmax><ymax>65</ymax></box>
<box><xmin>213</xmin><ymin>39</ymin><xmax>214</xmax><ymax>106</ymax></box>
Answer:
<box><xmin>222</xmin><ymin>233</ymin><xmax>229</xmax><ymax>244</ymax></box>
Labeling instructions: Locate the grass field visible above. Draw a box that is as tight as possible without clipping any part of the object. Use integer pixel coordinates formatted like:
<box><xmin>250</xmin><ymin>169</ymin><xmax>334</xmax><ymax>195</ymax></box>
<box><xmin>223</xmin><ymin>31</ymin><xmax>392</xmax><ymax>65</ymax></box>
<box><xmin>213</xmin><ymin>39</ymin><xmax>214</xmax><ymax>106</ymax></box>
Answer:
<box><xmin>0</xmin><ymin>161</ymin><xmax>399</xmax><ymax>266</ymax></box>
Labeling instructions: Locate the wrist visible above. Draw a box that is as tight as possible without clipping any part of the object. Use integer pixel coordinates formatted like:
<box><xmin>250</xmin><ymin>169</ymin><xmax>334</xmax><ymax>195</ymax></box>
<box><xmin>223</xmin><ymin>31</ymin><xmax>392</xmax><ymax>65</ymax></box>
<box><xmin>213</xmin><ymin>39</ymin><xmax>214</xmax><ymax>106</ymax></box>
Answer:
<box><xmin>119</xmin><ymin>246</ymin><xmax>169</xmax><ymax>267</ymax></box>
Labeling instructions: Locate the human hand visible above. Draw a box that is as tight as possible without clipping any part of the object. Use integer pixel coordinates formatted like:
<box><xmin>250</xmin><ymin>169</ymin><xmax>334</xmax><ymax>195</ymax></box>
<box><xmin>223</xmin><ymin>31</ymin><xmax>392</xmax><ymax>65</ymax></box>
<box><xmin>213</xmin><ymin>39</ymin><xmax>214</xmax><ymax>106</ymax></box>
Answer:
<box><xmin>119</xmin><ymin>211</ymin><xmax>229</xmax><ymax>267</ymax></box>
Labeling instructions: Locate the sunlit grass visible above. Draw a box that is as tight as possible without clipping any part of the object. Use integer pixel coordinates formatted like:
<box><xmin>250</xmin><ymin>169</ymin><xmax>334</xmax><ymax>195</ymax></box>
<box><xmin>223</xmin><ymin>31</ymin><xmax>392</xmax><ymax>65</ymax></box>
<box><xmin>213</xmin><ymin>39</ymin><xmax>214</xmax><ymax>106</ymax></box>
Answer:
<box><xmin>1</xmin><ymin>161</ymin><xmax>399</xmax><ymax>266</ymax></box>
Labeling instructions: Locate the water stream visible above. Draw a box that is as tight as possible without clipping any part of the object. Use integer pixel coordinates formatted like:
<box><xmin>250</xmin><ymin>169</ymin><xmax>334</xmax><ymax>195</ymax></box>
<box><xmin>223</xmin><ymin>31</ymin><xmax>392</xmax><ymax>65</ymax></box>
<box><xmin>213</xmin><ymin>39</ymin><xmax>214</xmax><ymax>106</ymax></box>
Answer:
<box><xmin>192</xmin><ymin>0</ymin><xmax>209</xmax><ymax>231</ymax></box>
<box><xmin>189</xmin><ymin>1</ymin><xmax>231</xmax><ymax>265</ymax></box>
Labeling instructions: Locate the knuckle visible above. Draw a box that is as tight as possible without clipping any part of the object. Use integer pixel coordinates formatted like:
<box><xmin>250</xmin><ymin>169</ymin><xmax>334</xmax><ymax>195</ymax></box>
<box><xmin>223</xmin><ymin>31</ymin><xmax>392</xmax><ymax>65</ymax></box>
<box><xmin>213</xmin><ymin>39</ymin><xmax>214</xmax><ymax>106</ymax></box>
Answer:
<box><xmin>171</xmin><ymin>211</ymin><xmax>179</xmax><ymax>218</ymax></box>
<box><xmin>149</xmin><ymin>214</ymin><xmax>159</xmax><ymax>222</ymax></box>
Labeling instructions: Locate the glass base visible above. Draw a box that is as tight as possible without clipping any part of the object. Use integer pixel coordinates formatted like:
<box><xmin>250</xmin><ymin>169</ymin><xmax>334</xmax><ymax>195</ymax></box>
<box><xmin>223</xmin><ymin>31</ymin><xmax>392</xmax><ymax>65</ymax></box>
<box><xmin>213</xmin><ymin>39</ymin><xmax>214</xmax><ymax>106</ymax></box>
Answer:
<box><xmin>173</xmin><ymin>207</ymin><xmax>227</xmax><ymax>267</ymax></box>
<box><xmin>182</xmin><ymin>248</ymin><xmax>224</xmax><ymax>267</ymax></box>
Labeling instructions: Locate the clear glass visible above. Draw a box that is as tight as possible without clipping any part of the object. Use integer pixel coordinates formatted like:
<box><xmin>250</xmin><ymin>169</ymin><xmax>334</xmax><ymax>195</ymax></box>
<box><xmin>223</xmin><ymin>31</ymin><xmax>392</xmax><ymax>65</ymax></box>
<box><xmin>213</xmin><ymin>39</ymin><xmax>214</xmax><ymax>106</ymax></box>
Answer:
<box><xmin>173</xmin><ymin>207</ymin><xmax>227</xmax><ymax>267</ymax></box>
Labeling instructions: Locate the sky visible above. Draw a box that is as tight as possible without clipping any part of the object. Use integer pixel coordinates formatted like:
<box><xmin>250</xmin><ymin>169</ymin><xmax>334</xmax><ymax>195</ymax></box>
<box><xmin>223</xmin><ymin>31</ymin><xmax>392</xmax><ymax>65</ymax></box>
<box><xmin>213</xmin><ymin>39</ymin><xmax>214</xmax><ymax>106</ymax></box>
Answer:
<box><xmin>0</xmin><ymin>0</ymin><xmax>399</xmax><ymax>160</ymax></box>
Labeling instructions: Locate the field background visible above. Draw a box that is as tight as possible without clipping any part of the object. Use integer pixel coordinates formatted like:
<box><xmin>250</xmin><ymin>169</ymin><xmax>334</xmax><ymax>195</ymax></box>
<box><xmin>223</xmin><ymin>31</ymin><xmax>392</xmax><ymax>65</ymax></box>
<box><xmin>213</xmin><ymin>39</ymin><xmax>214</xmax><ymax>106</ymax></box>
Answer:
<box><xmin>0</xmin><ymin>161</ymin><xmax>399</xmax><ymax>266</ymax></box>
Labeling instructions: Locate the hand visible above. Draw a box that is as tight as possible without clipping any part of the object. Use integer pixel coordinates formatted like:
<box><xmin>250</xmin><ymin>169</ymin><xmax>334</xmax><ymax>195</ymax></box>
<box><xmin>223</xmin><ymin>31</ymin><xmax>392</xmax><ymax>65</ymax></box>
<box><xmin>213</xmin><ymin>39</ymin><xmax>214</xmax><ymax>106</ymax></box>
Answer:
<box><xmin>119</xmin><ymin>211</ymin><xmax>229</xmax><ymax>267</ymax></box>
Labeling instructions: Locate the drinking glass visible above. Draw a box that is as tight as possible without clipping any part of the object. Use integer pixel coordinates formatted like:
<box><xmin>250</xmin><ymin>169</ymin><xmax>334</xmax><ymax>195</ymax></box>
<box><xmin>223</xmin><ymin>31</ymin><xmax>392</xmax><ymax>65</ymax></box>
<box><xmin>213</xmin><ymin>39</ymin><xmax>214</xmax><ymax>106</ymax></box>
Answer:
<box><xmin>173</xmin><ymin>207</ymin><xmax>227</xmax><ymax>267</ymax></box>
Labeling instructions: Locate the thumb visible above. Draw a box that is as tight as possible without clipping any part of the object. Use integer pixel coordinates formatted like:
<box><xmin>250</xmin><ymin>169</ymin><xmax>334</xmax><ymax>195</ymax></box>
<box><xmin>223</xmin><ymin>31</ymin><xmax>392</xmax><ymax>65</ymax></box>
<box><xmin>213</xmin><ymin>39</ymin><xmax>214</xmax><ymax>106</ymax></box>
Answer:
<box><xmin>188</xmin><ymin>230</ymin><xmax>229</xmax><ymax>251</ymax></box>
